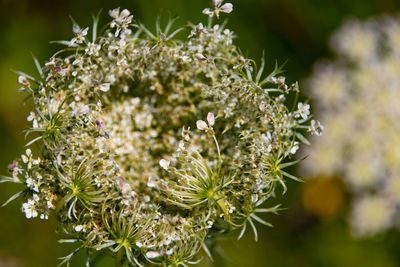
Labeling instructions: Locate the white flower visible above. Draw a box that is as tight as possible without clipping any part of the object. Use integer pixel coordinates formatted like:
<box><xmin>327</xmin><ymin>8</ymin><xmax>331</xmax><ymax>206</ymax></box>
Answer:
<box><xmin>351</xmin><ymin>196</ymin><xmax>394</xmax><ymax>236</ymax></box>
<box><xmin>147</xmin><ymin>176</ymin><xmax>158</xmax><ymax>188</ymax></box>
<box><xmin>21</xmin><ymin>155</ymin><xmax>28</xmax><ymax>163</ymax></box>
<box><xmin>18</xmin><ymin>75</ymin><xmax>30</xmax><ymax>87</ymax></box>
<box><xmin>297</xmin><ymin>102</ymin><xmax>310</xmax><ymax>120</ymax></box>
<box><xmin>25</xmin><ymin>177</ymin><xmax>35</xmax><ymax>189</ymax></box>
<box><xmin>166</xmin><ymin>248</ymin><xmax>174</xmax><ymax>255</ymax></box>
<box><xmin>207</xmin><ymin>112</ymin><xmax>215</xmax><ymax>126</ymax></box>
<box><xmin>97</xmin><ymin>83</ymin><xmax>110</xmax><ymax>92</ymax></box>
<box><xmin>176</xmin><ymin>140</ymin><xmax>185</xmax><ymax>153</ymax></box>
<box><xmin>203</xmin><ymin>1</ymin><xmax>233</xmax><ymax>18</ymax></box>
<box><xmin>21</xmin><ymin>149</ymin><xmax>31</xmax><ymax>164</ymax></box>
<box><xmin>290</xmin><ymin>142</ymin><xmax>299</xmax><ymax>154</ymax></box>
<box><xmin>70</xmin><ymin>24</ymin><xmax>88</xmax><ymax>46</ymax></box>
<box><xmin>22</xmin><ymin>199</ymin><xmax>38</xmax><ymax>219</ymax></box>
<box><xmin>196</xmin><ymin>120</ymin><xmax>208</xmax><ymax>131</ymax></box>
<box><xmin>109</xmin><ymin>7</ymin><xmax>133</xmax><ymax>36</ymax></box>
<box><xmin>73</xmin><ymin>105</ymin><xmax>90</xmax><ymax>116</ymax></box>
<box><xmin>308</xmin><ymin>120</ymin><xmax>324</xmax><ymax>136</ymax></box>
<box><xmin>159</xmin><ymin>159</ymin><xmax>170</xmax><ymax>170</ymax></box>
<box><xmin>121</xmin><ymin>183</ymin><xmax>132</xmax><ymax>195</ymax></box>
<box><xmin>27</xmin><ymin>112</ymin><xmax>35</xmax><ymax>121</ymax></box>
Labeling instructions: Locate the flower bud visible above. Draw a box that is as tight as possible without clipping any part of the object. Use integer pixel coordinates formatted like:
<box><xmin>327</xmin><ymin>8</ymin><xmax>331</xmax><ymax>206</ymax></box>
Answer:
<box><xmin>207</xmin><ymin>112</ymin><xmax>215</xmax><ymax>126</ymax></box>
<box><xmin>159</xmin><ymin>159</ymin><xmax>170</xmax><ymax>170</ymax></box>
<box><xmin>196</xmin><ymin>120</ymin><xmax>208</xmax><ymax>130</ymax></box>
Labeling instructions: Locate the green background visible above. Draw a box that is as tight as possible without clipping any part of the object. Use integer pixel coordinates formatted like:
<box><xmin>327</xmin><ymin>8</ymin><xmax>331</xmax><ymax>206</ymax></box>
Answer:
<box><xmin>1</xmin><ymin>0</ymin><xmax>400</xmax><ymax>266</ymax></box>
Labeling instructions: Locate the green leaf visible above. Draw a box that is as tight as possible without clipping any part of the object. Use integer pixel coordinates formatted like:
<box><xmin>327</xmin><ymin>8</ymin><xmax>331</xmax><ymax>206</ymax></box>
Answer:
<box><xmin>281</xmin><ymin>170</ymin><xmax>303</xmax><ymax>182</ymax></box>
<box><xmin>255</xmin><ymin>52</ymin><xmax>265</xmax><ymax>84</ymax></box>
<box><xmin>279</xmin><ymin>155</ymin><xmax>308</xmax><ymax>169</ymax></box>
<box><xmin>30</xmin><ymin>52</ymin><xmax>43</xmax><ymax>79</ymax></box>
<box><xmin>57</xmin><ymin>248</ymin><xmax>80</xmax><ymax>267</ymax></box>
<box><xmin>2</xmin><ymin>191</ymin><xmax>23</xmax><ymax>207</ymax></box>
<box><xmin>0</xmin><ymin>175</ymin><xmax>20</xmax><ymax>184</ymax></box>
<box><xmin>295</xmin><ymin>132</ymin><xmax>311</xmax><ymax>145</ymax></box>
<box><xmin>58</xmin><ymin>239</ymin><xmax>81</xmax><ymax>244</ymax></box>
<box><xmin>92</xmin><ymin>9</ymin><xmax>102</xmax><ymax>42</ymax></box>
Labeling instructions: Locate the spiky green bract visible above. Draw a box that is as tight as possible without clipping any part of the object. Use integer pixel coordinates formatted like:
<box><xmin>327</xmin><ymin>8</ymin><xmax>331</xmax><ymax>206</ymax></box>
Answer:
<box><xmin>3</xmin><ymin>2</ymin><xmax>320</xmax><ymax>266</ymax></box>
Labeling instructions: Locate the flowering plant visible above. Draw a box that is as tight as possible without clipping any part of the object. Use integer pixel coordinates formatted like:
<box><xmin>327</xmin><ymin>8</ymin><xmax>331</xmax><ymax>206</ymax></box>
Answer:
<box><xmin>2</xmin><ymin>1</ymin><xmax>320</xmax><ymax>266</ymax></box>
<box><xmin>304</xmin><ymin>15</ymin><xmax>400</xmax><ymax>237</ymax></box>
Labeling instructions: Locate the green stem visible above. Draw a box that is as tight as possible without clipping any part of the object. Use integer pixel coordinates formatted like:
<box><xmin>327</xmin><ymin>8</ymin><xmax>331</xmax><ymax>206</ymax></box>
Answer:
<box><xmin>212</xmin><ymin>133</ymin><xmax>222</xmax><ymax>177</ymax></box>
<box><xmin>208</xmin><ymin>15</ymin><xmax>214</xmax><ymax>28</ymax></box>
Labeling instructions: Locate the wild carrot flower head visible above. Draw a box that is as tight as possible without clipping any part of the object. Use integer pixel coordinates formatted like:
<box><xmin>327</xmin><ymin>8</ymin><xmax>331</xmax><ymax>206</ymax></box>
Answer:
<box><xmin>305</xmin><ymin>15</ymin><xmax>400</xmax><ymax>237</ymax></box>
<box><xmin>3</xmin><ymin>2</ymin><xmax>319</xmax><ymax>265</ymax></box>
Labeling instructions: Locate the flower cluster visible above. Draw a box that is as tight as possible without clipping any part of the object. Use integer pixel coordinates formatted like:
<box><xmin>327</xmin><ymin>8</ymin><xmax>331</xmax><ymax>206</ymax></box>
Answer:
<box><xmin>304</xmin><ymin>15</ymin><xmax>400</xmax><ymax>237</ymax></box>
<box><xmin>3</xmin><ymin>2</ymin><xmax>318</xmax><ymax>266</ymax></box>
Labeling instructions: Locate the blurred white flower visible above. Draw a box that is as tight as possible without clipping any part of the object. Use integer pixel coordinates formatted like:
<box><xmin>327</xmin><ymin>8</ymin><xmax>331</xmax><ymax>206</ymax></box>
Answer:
<box><xmin>159</xmin><ymin>159</ymin><xmax>170</xmax><ymax>170</ymax></box>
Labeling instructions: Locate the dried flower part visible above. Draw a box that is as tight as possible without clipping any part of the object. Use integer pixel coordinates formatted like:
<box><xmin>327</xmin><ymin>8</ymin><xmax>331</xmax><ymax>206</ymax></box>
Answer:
<box><xmin>304</xmin><ymin>15</ymin><xmax>400</xmax><ymax>237</ymax></box>
<box><xmin>2</xmin><ymin>3</ymin><xmax>318</xmax><ymax>266</ymax></box>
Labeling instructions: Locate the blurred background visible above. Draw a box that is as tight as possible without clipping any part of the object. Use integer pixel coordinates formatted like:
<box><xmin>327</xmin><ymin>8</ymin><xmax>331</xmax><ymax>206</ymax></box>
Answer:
<box><xmin>1</xmin><ymin>0</ymin><xmax>400</xmax><ymax>266</ymax></box>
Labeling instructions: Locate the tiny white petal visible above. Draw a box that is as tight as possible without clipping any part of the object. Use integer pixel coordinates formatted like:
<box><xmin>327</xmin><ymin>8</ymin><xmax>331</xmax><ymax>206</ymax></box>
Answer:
<box><xmin>120</xmin><ymin>9</ymin><xmax>130</xmax><ymax>18</ymax></box>
<box><xmin>159</xmin><ymin>159</ymin><xmax>170</xmax><ymax>170</ymax></box>
<box><xmin>290</xmin><ymin>145</ymin><xmax>299</xmax><ymax>154</ymax></box>
<box><xmin>195</xmin><ymin>53</ymin><xmax>206</xmax><ymax>61</ymax></box>
<box><xmin>22</xmin><ymin>155</ymin><xmax>29</xmax><ymax>163</ymax></box>
<box><xmin>27</xmin><ymin>112</ymin><xmax>35</xmax><ymax>121</ymax></box>
<box><xmin>81</xmin><ymin>27</ymin><xmax>89</xmax><ymax>36</ymax></box>
<box><xmin>33</xmin><ymin>119</ymin><xmax>38</xmax><ymax>128</ymax></box>
<box><xmin>146</xmin><ymin>251</ymin><xmax>160</xmax><ymax>259</ymax></box>
<box><xmin>196</xmin><ymin>120</ymin><xmax>208</xmax><ymax>130</ymax></box>
<box><xmin>176</xmin><ymin>140</ymin><xmax>185</xmax><ymax>152</ymax></box>
<box><xmin>202</xmin><ymin>8</ymin><xmax>214</xmax><ymax>16</ymax></box>
<box><xmin>122</xmin><ymin>183</ymin><xmax>132</xmax><ymax>195</ymax></box>
<box><xmin>98</xmin><ymin>83</ymin><xmax>110</xmax><ymax>92</ymax></box>
<box><xmin>213</xmin><ymin>0</ymin><xmax>224</xmax><ymax>8</ymax></box>
<box><xmin>147</xmin><ymin>176</ymin><xmax>158</xmax><ymax>188</ymax></box>
<box><xmin>75</xmin><ymin>225</ymin><xmax>84</xmax><ymax>232</ymax></box>
<box><xmin>166</xmin><ymin>248</ymin><xmax>174</xmax><ymax>255</ymax></box>
<box><xmin>18</xmin><ymin>75</ymin><xmax>29</xmax><ymax>85</ymax></box>
<box><xmin>207</xmin><ymin>112</ymin><xmax>215</xmax><ymax>126</ymax></box>
<box><xmin>109</xmin><ymin>8</ymin><xmax>120</xmax><ymax>18</ymax></box>
<box><xmin>72</xmin><ymin>24</ymin><xmax>80</xmax><ymax>35</ymax></box>
<box><xmin>220</xmin><ymin>3</ymin><xmax>233</xmax><ymax>13</ymax></box>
